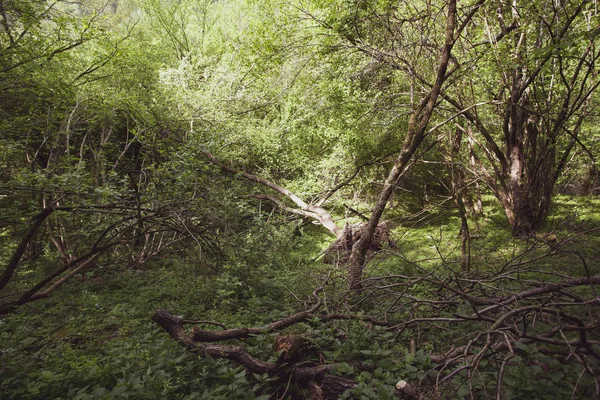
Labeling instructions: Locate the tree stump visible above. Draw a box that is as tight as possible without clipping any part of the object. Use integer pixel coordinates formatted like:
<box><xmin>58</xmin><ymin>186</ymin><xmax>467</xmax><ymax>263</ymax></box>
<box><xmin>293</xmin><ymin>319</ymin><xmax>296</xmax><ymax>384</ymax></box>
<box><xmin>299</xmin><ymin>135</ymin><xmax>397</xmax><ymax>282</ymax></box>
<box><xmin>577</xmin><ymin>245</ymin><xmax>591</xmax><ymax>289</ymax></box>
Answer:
<box><xmin>324</xmin><ymin>221</ymin><xmax>395</xmax><ymax>264</ymax></box>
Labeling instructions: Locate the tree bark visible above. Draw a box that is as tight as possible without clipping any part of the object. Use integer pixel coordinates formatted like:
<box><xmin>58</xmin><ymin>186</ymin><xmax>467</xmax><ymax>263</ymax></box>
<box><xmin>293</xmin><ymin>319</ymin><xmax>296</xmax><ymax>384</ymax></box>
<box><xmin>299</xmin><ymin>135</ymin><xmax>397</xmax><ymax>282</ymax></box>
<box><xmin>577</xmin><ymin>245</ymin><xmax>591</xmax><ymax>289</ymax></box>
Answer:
<box><xmin>152</xmin><ymin>309</ymin><xmax>336</xmax><ymax>380</ymax></box>
<box><xmin>347</xmin><ymin>0</ymin><xmax>459</xmax><ymax>290</ymax></box>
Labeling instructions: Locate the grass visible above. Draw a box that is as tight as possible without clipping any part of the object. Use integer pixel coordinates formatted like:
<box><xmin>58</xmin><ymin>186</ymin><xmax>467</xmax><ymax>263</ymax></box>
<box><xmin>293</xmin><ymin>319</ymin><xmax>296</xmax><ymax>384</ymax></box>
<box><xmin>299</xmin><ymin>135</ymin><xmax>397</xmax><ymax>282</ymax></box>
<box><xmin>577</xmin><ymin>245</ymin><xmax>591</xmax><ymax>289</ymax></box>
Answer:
<box><xmin>379</xmin><ymin>195</ymin><xmax>600</xmax><ymax>276</ymax></box>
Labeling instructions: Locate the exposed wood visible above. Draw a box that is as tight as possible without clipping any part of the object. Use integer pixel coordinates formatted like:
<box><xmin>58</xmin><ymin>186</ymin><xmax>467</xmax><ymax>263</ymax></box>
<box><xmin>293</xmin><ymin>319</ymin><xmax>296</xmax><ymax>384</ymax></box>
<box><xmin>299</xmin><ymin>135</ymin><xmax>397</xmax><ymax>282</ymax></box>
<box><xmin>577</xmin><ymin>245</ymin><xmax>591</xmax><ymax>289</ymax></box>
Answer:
<box><xmin>153</xmin><ymin>308</ymin><xmax>404</xmax><ymax>398</ymax></box>
<box><xmin>395</xmin><ymin>380</ymin><xmax>420</xmax><ymax>399</ymax></box>
<box><xmin>324</xmin><ymin>222</ymin><xmax>395</xmax><ymax>265</ymax></box>
<box><xmin>152</xmin><ymin>308</ymin><xmax>336</xmax><ymax>381</ymax></box>
<box><xmin>306</xmin><ymin>381</ymin><xmax>324</xmax><ymax>400</ymax></box>
<box><xmin>204</xmin><ymin>152</ymin><xmax>342</xmax><ymax>237</ymax></box>
<box><xmin>274</xmin><ymin>334</ymin><xmax>313</xmax><ymax>363</ymax></box>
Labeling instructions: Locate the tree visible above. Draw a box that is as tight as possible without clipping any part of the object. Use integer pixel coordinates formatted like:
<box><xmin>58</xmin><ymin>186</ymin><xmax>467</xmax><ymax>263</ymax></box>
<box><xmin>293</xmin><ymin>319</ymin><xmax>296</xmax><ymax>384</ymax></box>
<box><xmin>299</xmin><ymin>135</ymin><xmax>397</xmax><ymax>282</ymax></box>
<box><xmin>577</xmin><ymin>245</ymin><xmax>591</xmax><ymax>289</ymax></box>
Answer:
<box><xmin>304</xmin><ymin>0</ymin><xmax>485</xmax><ymax>289</ymax></box>
<box><xmin>0</xmin><ymin>0</ymin><xmax>226</xmax><ymax>313</ymax></box>
<box><xmin>166</xmin><ymin>0</ymin><xmax>490</xmax><ymax>289</ymax></box>
<box><xmin>445</xmin><ymin>0</ymin><xmax>600</xmax><ymax>236</ymax></box>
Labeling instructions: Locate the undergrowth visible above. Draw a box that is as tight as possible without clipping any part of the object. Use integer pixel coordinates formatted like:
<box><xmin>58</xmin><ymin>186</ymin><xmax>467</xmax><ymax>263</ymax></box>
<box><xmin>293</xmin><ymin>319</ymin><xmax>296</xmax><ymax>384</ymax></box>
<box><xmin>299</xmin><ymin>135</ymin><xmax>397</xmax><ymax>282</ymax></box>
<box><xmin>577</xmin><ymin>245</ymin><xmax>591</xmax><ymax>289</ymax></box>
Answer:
<box><xmin>1</xmin><ymin>196</ymin><xmax>599</xmax><ymax>399</ymax></box>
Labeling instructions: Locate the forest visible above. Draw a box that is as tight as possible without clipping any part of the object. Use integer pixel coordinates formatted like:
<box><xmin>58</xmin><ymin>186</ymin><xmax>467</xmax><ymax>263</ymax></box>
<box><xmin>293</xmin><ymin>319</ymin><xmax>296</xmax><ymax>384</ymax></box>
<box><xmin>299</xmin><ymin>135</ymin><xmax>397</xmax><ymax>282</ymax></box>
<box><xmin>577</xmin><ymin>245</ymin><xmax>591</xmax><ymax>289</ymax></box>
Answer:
<box><xmin>1</xmin><ymin>0</ymin><xmax>599</xmax><ymax>398</ymax></box>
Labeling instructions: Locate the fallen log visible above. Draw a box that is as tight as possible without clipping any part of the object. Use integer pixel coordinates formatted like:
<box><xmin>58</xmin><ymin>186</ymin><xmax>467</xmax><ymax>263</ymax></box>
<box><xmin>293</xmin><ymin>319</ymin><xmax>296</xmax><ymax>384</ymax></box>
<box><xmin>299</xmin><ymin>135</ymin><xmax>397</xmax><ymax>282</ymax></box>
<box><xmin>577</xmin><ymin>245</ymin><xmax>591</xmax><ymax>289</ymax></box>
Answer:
<box><xmin>152</xmin><ymin>309</ymin><xmax>364</xmax><ymax>399</ymax></box>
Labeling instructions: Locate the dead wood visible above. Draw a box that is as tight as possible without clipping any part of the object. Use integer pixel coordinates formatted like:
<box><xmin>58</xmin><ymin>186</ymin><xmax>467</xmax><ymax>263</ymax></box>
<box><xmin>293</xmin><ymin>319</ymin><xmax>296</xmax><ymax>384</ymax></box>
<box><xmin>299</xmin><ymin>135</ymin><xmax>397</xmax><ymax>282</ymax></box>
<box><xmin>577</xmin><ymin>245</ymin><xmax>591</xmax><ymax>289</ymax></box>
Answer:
<box><xmin>323</xmin><ymin>221</ymin><xmax>396</xmax><ymax>264</ymax></box>
<box><xmin>203</xmin><ymin>152</ymin><xmax>342</xmax><ymax>237</ymax></box>
<box><xmin>152</xmin><ymin>308</ymin><xmax>335</xmax><ymax>380</ymax></box>
<box><xmin>153</xmin><ymin>241</ymin><xmax>600</xmax><ymax>399</ymax></box>
<box><xmin>152</xmin><ymin>282</ymin><xmax>403</xmax><ymax>399</ymax></box>
<box><xmin>158</xmin><ymin>284</ymin><xmax>392</xmax><ymax>344</ymax></box>
<box><xmin>320</xmin><ymin>375</ymin><xmax>358</xmax><ymax>399</ymax></box>
<box><xmin>152</xmin><ymin>308</ymin><xmax>408</xmax><ymax>399</ymax></box>
<box><xmin>274</xmin><ymin>334</ymin><xmax>310</xmax><ymax>360</ymax></box>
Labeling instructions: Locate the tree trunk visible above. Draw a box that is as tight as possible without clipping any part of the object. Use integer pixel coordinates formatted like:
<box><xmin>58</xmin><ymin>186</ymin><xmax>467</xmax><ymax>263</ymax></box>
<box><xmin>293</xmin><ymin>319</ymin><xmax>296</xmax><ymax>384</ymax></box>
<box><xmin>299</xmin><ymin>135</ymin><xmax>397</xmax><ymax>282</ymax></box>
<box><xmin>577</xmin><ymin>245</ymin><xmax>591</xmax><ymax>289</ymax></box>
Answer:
<box><xmin>0</xmin><ymin>207</ymin><xmax>55</xmax><ymax>291</ymax></box>
<box><xmin>442</xmin><ymin>2</ymin><xmax>595</xmax><ymax>238</ymax></box>
<box><xmin>467</xmin><ymin>133</ymin><xmax>483</xmax><ymax>216</ymax></box>
<box><xmin>347</xmin><ymin>0</ymin><xmax>459</xmax><ymax>290</ymax></box>
<box><xmin>450</xmin><ymin>127</ymin><xmax>470</xmax><ymax>272</ymax></box>
<box><xmin>508</xmin><ymin>185</ymin><xmax>536</xmax><ymax>237</ymax></box>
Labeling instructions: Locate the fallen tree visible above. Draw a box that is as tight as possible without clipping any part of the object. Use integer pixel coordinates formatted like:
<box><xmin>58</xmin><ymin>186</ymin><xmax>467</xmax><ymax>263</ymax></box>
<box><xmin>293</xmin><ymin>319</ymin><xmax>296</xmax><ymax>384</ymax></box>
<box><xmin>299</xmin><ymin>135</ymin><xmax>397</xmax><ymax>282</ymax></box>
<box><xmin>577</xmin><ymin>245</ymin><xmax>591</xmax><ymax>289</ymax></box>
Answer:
<box><xmin>203</xmin><ymin>152</ymin><xmax>343</xmax><ymax>238</ymax></box>
<box><xmin>152</xmin><ymin>284</ymin><xmax>413</xmax><ymax>399</ymax></box>
<box><xmin>203</xmin><ymin>152</ymin><xmax>396</xmax><ymax>268</ymax></box>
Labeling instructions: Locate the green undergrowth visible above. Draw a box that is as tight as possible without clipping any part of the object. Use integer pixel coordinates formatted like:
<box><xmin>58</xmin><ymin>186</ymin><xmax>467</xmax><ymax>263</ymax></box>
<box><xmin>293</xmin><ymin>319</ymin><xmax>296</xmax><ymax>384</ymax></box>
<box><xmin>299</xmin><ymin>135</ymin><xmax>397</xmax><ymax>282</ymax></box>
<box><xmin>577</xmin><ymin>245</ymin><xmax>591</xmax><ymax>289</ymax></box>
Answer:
<box><xmin>381</xmin><ymin>195</ymin><xmax>600</xmax><ymax>276</ymax></box>
<box><xmin>0</xmin><ymin>268</ymin><xmax>430</xmax><ymax>399</ymax></box>
<box><xmin>0</xmin><ymin>265</ymin><xmax>301</xmax><ymax>399</ymax></box>
<box><xmin>1</xmin><ymin>196</ymin><xmax>600</xmax><ymax>399</ymax></box>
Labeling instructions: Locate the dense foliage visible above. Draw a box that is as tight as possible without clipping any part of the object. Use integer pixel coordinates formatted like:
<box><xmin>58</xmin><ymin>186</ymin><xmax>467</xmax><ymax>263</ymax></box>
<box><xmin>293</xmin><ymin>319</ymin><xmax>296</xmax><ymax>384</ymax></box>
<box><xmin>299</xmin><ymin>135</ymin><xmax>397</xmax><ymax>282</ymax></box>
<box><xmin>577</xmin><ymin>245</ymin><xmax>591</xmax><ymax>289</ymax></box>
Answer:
<box><xmin>1</xmin><ymin>0</ymin><xmax>599</xmax><ymax>399</ymax></box>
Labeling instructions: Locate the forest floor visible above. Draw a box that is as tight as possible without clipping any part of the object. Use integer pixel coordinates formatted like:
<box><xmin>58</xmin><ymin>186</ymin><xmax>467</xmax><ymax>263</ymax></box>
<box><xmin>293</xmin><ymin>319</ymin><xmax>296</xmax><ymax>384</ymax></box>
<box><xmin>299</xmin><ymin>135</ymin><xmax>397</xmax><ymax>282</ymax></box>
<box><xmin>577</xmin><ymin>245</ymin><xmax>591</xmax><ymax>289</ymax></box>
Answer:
<box><xmin>1</xmin><ymin>195</ymin><xmax>599</xmax><ymax>399</ymax></box>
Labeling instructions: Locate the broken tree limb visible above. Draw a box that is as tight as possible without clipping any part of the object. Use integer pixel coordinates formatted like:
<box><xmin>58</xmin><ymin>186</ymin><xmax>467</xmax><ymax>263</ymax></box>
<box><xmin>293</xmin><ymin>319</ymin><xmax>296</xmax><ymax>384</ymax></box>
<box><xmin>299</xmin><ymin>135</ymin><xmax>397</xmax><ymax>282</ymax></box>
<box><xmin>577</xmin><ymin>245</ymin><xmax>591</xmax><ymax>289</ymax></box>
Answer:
<box><xmin>204</xmin><ymin>153</ymin><xmax>397</xmax><ymax>270</ymax></box>
<box><xmin>167</xmin><ymin>285</ymin><xmax>393</xmax><ymax>343</ymax></box>
<box><xmin>152</xmin><ymin>309</ymin><xmax>335</xmax><ymax>380</ymax></box>
<box><xmin>152</xmin><ymin>308</ymin><xmax>409</xmax><ymax>399</ymax></box>
<box><xmin>167</xmin><ymin>307</ymin><xmax>395</xmax><ymax>343</ymax></box>
<box><xmin>186</xmin><ymin>285</ymin><xmax>323</xmax><ymax>341</ymax></box>
<box><xmin>153</xmin><ymin>309</ymin><xmax>282</xmax><ymax>374</ymax></box>
<box><xmin>203</xmin><ymin>151</ymin><xmax>342</xmax><ymax>237</ymax></box>
<box><xmin>321</xmin><ymin>376</ymin><xmax>359</xmax><ymax>399</ymax></box>
<box><xmin>251</xmin><ymin>194</ymin><xmax>322</xmax><ymax>220</ymax></box>
<box><xmin>478</xmin><ymin>275</ymin><xmax>600</xmax><ymax>314</ymax></box>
